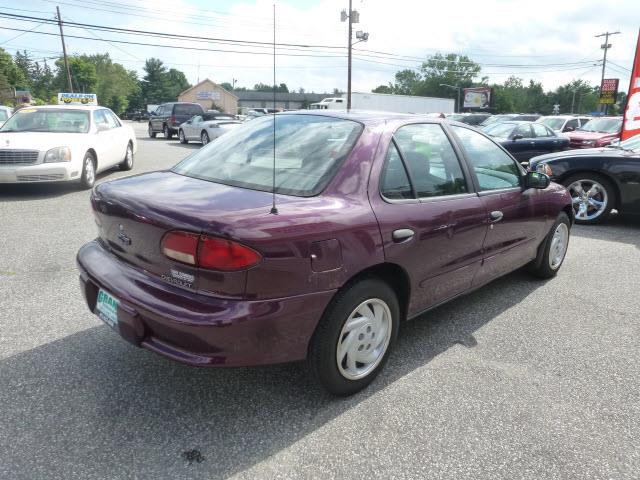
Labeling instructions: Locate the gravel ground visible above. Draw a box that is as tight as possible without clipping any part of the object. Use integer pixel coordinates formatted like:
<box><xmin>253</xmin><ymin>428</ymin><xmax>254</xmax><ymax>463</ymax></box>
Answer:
<box><xmin>1</xmin><ymin>122</ymin><xmax>639</xmax><ymax>479</ymax></box>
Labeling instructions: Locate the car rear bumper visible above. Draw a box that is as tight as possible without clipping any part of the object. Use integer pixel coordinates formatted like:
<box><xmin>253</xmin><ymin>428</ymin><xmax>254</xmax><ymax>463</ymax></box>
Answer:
<box><xmin>77</xmin><ymin>240</ymin><xmax>335</xmax><ymax>367</ymax></box>
<box><xmin>0</xmin><ymin>163</ymin><xmax>78</xmax><ymax>183</ymax></box>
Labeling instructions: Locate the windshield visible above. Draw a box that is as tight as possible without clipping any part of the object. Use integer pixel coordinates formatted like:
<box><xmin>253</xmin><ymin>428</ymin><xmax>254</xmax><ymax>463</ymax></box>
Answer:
<box><xmin>577</xmin><ymin>118</ymin><xmax>622</xmax><ymax>133</ymax></box>
<box><xmin>539</xmin><ymin>118</ymin><xmax>565</xmax><ymax>130</ymax></box>
<box><xmin>173</xmin><ymin>114</ymin><xmax>363</xmax><ymax>197</ymax></box>
<box><xmin>0</xmin><ymin>108</ymin><xmax>90</xmax><ymax>133</ymax></box>
<box><xmin>618</xmin><ymin>135</ymin><xmax>640</xmax><ymax>151</ymax></box>
<box><xmin>483</xmin><ymin>122</ymin><xmax>516</xmax><ymax>138</ymax></box>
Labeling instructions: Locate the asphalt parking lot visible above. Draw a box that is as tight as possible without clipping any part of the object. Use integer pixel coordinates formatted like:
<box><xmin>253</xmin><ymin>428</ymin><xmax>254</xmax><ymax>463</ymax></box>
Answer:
<box><xmin>1</xmin><ymin>121</ymin><xmax>639</xmax><ymax>480</ymax></box>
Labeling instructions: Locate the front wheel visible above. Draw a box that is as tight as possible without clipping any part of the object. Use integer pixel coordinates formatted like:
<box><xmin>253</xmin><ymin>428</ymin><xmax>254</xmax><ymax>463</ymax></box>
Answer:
<box><xmin>79</xmin><ymin>152</ymin><xmax>96</xmax><ymax>189</ymax></box>
<box><xmin>119</xmin><ymin>142</ymin><xmax>134</xmax><ymax>171</ymax></box>
<box><xmin>179</xmin><ymin>129</ymin><xmax>188</xmax><ymax>144</ymax></box>
<box><xmin>201</xmin><ymin>130</ymin><xmax>210</xmax><ymax>145</ymax></box>
<box><xmin>163</xmin><ymin>125</ymin><xmax>173</xmax><ymax>139</ymax></box>
<box><xmin>528</xmin><ymin>212</ymin><xmax>571</xmax><ymax>279</ymax></box>
<box><xmin>563</xmin><ymin>173</ymin><xmax>614</xmax><ymax>224</ymax></box>
<box><xmin>308</xmin><ymin>278</ymin><xmax>399</xmax><ymax>396</ymax></box>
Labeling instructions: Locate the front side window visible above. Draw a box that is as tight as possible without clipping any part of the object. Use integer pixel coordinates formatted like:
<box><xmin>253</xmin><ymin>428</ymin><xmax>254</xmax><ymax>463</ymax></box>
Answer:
<box><xmin>380</xmin><ymin>142</ymin><xmax>413</xmax><ymax>200</ymax></box>
<box><xmin>105</xmin><ymin>111</ymin><xmax>120</xmax><ymax>128</ymax></box>
<box><xmin>393</xmin><ymin>124</ymin><xmax>467</xmax><ymax>198</ymax></box>
<box><xmin>173</xmin><ymin>114</ymin><xmax>363</xmax><ymax>197</ymax></box>
<box><xmin>453</xmin><ymin>126</ymin><xmax>522</xmax><ymax>191</ymax></box>
<box><xmin>515</xmin><ymin>124</ymin><xmax>533</xmax><ymax>138</ymax></box>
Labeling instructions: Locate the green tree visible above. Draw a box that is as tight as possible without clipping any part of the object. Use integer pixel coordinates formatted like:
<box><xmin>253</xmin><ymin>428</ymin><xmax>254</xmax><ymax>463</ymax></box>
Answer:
<box><xmin>165</xmin><ymin>68</ymin><xmax>190</xmax><ymax>100</ymax></box>
<box><xmin>14</xmin><ymin>50</ymin><xmax>34</xmax><ymax>88</ymax></box>
<box><xmin>81</xmin><ymin>53</ymin><xmax>139</xmax><ymax>114</ymax></box>
<box><xmin>219</xmin><ymin>82</ymin><xmax>233</xmax><ymax>91</ymax></box>
<box><xmin>0</xmin><ymin>48</ymin><xmax>28</xmax><ymax>89</ymax></box>
<box><xmin>141</xmin><ymin>58</ymin><xmax>169</xmax><ymax>103</ymax></box>
<box><xmin>54</xmin><ymin>56</ymin><xmax>97</xmax><ymax>93</ymax></box>
<box><xmin>372</xmin><ymin>84</ymin><xmax>393</xmax><ymax>94</ymax></box>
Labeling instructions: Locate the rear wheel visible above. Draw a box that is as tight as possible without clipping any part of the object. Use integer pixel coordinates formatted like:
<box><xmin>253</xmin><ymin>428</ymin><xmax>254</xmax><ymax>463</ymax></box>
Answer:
<box><xmin>528</xmin><ymin>212</ymin><xmax>571</xmax><ymax>279</ymax></box>
<box><xmin>308</xmin><ymin>278</ymin><xmax>399</xmax><ymax>396</ymax></box>
<box><xmin>179</xmin><ymin>129</ymin><xmax>188</xmax><ymax>144</ymax></box>
<box><xmin>147</xmin><ymin>123</ymin><xmax>156</xmax><ymax>138</ymax></box>
<box><xmin>163</xmin><ymin>124</ymin><xmax>173</xmax><ymax>139</ymax></box>
<box><xmin>79</xmin><ymin>152</ymin><xmax>96</xmax><ymax>189</ymax></box>
<box><xmin>563</xmin><ymin>173</ymin><xmax>614</xmax><ymax>224</ymax></box>
<box><xmin>119</xmin><ymin>142</ymin><xmax>134</xmax><ymax>171</ymax></box>
<box><xmin>201</xmin><ymin>130</ymin><xmax>210</xmax><ymax>145</ymax></box>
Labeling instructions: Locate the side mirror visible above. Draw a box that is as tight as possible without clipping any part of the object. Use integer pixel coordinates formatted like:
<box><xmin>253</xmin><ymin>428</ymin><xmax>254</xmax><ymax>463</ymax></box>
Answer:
<box><xmin>525</xmin><ymin>171</ymin><xmax>550</xmax><ymax>189</ymax></box>
<box><xmin>512</xmin><ymin>134</ymin><xmax>523</xmax><ymax>141</ymax></box>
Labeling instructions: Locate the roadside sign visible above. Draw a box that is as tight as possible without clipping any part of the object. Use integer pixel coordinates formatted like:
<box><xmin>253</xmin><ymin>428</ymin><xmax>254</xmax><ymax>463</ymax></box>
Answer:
<box><xmin>57</xmin><ymin>92</ymin><xmax>98</xmax><ymax>106</ymax></box>
<box><xmin>196</xmin><ymin>91</ymin><xmax>221</xmax><ymax>101</ymax></box>
<box><xmin>599</xmin><ymin>79</ymin><xmax>619</xmax><ymax>105</ymax></box>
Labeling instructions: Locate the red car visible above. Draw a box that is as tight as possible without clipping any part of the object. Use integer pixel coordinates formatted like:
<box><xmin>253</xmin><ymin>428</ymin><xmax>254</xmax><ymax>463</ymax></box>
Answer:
<box><xmin>567</xmin><ymin>117</ymin><xmax>622</xmax><ymax>148</ymax></box>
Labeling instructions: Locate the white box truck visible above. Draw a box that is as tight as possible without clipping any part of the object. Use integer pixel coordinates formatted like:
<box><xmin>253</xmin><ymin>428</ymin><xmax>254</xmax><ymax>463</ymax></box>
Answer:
<box><xmin>309</xmin><ymin>92</ymin><xmax>454</xmax><ymax>114</ymax></box>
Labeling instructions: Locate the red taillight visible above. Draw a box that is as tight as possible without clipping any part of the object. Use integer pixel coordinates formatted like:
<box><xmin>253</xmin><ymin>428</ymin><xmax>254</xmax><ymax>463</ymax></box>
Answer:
<box><xmin>161</xmin><ymin>231</ymin><xmax>199</xmax><ymax>265</ymax></box>
<box><xmin>170</xmin><ymin>115</ymin><xmax>176</xmax><ymax>125</ymax></box>
<box><xmin>161</xmin><ymin>231</ymin><xmax>261</xmax><ymax>271</ymax></box>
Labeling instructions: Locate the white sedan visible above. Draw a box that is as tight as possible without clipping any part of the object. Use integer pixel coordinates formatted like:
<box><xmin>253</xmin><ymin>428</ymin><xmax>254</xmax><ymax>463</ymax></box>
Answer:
<box><xmin>0</xmin><ymin>105</ymin><xmax>136</xmax><ymax>189</ymax></box>
<box><xmin>178</xmin><ymin>113</ymin><xmax>242</xmax><ymax>145</ymax></box>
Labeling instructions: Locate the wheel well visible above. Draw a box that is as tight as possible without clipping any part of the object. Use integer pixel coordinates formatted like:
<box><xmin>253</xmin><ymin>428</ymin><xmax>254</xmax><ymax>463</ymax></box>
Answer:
<box><xmin>561</xmin><ymin>204</ymin><xmax>574</xmax><ymax>225</ymax></box>
<box><xmin>342</xmin><ymin>263</ymin><xmax>411</xmax><ymax>321</ymax></box>
<box><xmin>559</xmin><ymin>169</ymin><xmax>621</xmax><ymax>210</ymax></box>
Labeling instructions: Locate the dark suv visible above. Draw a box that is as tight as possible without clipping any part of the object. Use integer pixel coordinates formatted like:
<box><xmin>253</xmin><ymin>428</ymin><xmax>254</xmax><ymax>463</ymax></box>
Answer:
<box><xmin>148</xmin><ymin>102</ymin><xmax>204</xmax><ymax>139</ymax></box>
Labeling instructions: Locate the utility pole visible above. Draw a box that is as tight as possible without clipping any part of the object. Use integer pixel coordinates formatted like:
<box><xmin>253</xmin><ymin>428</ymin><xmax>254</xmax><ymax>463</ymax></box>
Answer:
<box><xmin>341</xmin><ymin>4</ymin><xmax>367</xmax><ymax>111</ymax></box>
<box><xmin>595</xmin><ymin>31</ymin><xmax>620</xmax><ymax>114</ymax></box>
<box><xmin>56</xmin><ymin>6</ymin><xmax>73</xmax><ymax>93</ymax></box>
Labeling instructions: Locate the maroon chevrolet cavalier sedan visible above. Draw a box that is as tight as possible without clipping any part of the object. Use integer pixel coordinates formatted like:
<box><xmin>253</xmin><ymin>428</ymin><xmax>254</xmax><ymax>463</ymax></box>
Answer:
<box><xmin>77</xmin><ymin>112</ymin><xmax>573</xmax><ymax>395</ymax></box>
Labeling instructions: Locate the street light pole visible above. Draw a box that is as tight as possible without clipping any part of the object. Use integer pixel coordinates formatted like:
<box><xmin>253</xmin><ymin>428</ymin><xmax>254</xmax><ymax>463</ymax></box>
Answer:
<box><xmin>347</xmin><ymin>0</ymin><xmax>352</xmax><ymax>110</ymax></box>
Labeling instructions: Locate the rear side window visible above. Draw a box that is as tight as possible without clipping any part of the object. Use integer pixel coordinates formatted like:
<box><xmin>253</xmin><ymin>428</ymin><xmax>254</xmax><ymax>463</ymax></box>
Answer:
<box><xmin>532</xmin><ymin>123</ymin><xmax>552</xmax><ymax>137</ymax></box>
<box><xmin>380</xmin><ymin>143</ymin><xmax>413</xmax><ymax>200</ymax></box>
<box><xmin>175</xmin><ymin>104</ymin><xmax>203</xmax><ymax>116</ymax></box>
<box><xmin>393</xmin><ymin>124</ymin><xmax>467</xmax><ymax>198</ymax></box>
<box><xmin>453</xmin><ymin>126</ymin><xmax>521</xmax><ymax>191</ymax></box>
<box><xmin>173</xmin><ymin>114</ymin><xmax>363</xmax><ymax>197</ymax></box>
<box><xmin>515</xmin><ymin>124</ymin><xmax>533</xmax><ymax>138</ymax></box>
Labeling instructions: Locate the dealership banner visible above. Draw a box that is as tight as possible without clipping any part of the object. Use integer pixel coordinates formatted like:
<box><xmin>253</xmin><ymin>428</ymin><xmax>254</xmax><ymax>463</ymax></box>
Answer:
<box><xmin>57</xmin><ymin>92</ymin><xmax>98</xmax><ymax>106</ymax></box>
<box><xmin>599</xmin><ymin>78</ymin><xmax>619</xmax><ymax>105</ymax></box>
<box><xmin>622</xmin><ymin>29</ymin><xmax>640</xmax><ymax>141</ymax></box>
<box><xmin>463</xmin><ymin>87</ymin><xmax>491</xmax><ymax>109</ymax></box>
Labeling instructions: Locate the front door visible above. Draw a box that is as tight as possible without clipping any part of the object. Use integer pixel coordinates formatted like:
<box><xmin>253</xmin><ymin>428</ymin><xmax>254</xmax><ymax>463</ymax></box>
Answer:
<box><xmin>370</xmin><ymin>123</ymin><xmax>488</xmax><ymax>317</ymax></box>
<box><xmin>450</xmin><ymin>125</ymin><xmax>548</xmax><ymax>286</ymax></box>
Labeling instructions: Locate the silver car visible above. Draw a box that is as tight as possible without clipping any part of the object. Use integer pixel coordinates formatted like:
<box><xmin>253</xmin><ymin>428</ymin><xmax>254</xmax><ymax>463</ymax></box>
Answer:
<box><xmin>178</xmin><ymin>114</ymin><xmax>242</xmax><ymax>145</ymax></box>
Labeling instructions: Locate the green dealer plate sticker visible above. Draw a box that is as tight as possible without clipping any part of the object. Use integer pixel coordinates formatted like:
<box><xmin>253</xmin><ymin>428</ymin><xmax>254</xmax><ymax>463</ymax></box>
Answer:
<box><xmin>96</xmin><ymin>289</ymin><xmax>119</xmax><ymax>329</ymax></box>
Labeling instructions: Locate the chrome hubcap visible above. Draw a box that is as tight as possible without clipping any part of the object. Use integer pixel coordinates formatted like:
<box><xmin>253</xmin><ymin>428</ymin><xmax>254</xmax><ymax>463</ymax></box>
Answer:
<box><xmin>201</xmin><ymin>133</ymin><xmax>208</xmax><ymax>144</ymax></box>
<box><xmin>568</xmin><ymin>179</ymin><xmax>607</xmax><ymax>221</ymax></box>
<box><xmin>126</xmin><ymin>146</ymin><xmax>132</xmax><ymax>166</ymax></box>
<box><xmin>549</xmin><ymin>223</ymin><xmax>569</xmax><ymax>270</ymax></box>
<box><xmin>85</xmin><ymin>158</ymin><xmax>95</xmax><ymax>184</ymax></box>
<box><xmin>336</xmin><ymin>298</ymin><xmax>392</xmax><ymax>380</ymax></box>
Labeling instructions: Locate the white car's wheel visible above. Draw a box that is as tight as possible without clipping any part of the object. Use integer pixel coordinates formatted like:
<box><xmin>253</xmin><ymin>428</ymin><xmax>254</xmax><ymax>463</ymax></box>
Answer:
<box><xmin>119</xmin><ymin>142</ymin><xmax>134</xmax><ymax>171</ymax></box>
<box><xmin>80</xmin><ymin>152</ymin><xmax>96</xmax><ymax>189</ymax></box>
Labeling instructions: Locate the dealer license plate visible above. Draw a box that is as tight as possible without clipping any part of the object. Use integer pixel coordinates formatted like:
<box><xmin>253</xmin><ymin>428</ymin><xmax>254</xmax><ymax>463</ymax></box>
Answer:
<box><xmin>96</xmin><ymin>289</ymin><xmax>119</xmax><ymax>329</ymax></box>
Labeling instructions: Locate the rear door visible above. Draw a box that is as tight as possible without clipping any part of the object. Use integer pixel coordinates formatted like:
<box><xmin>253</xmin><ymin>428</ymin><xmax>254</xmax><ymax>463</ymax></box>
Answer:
<box><xmin>509</xmin><ymin>124</ymin><xmax>536</xmax><ymax>160</ymax></box>
<box><xmin>450</xmin><ymin>125</ymin><xmax>548</xmax><ymax>287</ymax></box>
<box><xmin>370</xmin><ymin>122</ymin><xmax>488</xmax><ymax>316</ymax></box>
<box><xmin>93</xmin><ymin>109</ymin><xmax>120</xmax><ymax>168</ymax></box>
<box><xmin>152</xmin><ymin>105</ymin><xmax>164</xmax><ymax>132</ymax></box>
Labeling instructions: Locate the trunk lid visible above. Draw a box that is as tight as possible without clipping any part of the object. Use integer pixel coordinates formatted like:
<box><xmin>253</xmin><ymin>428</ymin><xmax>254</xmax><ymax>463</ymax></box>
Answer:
<box><xmin>92</xmin><ymin>170</ymin><xmax>288</xmax><ymax>297</ymax></box>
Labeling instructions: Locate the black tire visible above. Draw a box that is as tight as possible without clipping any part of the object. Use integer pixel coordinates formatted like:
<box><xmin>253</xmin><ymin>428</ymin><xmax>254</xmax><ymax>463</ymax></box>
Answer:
<box><xmin>179</xmin><ymin>129</ymin><xmax>188</xmax><ymax>144</ymax></box>
<box><xmin>79</xmin><ymin>152</ymin><xmax>96</xmax><ymax>190</ymax></box>
<box><xmin>308</xmin><ymin>278</ymin><xmax>399</xmax><ymax>396</ymax></box>
<box><xmin>119</xmin><ymin>142</ymin><xmax>134</xmax><ymax>171</ymax></box>
<box><xmin>148</xmin><ymin>123</ymin><xmax>156</xmax><ymax>138</ymax></box>
<box><xmin>163</xmin><ymin>124</ymin><xmax>173</xmax><ymax>139</ymax></box>
<box><xmin>562</xmin><ymin>173</ymin><xmax>614</xmax><ymax>225</ymax></box>
<box><xmin>528</xmin><ymin>212</ymin><xmax>571</xmax><ymax>279</ymax></box>
<box><xmin>201</xmin><ymin>130</ymin><xmax>210</xmax><ymax>145</ymax></box>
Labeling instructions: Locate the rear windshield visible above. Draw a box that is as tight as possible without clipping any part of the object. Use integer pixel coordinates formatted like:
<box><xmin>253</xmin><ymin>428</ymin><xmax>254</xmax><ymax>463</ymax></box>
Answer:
<box><xmin>203</xmin><ymin>113</ymin><xmax>235</xmax><ymax>121</ymax></box>
<box><xmin>173</xmin><ymin>114</ymin><xmax>363</xmax><ymax>197</ymax></box>
<box><xmin>174</xmin><ymin>104</ymin><xmax>203</xmax><ymax>116</ymax></box>
<box><xmin>0</xmin><ymin>108</ymin><xmax>90</xmax><ymax>133</ymax></box>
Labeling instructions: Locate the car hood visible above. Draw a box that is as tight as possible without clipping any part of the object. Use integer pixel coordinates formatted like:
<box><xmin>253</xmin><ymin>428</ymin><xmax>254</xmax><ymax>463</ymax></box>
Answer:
<box><xmin>0</xmin><ymin>131</ymin><xmax>88</xmax><ymax>150</ymax></box>
<box><xmin>529</xmin><ymin>146</ymin><xmax>635</xmax><ymax>166</ymax></box>
<box><xmin>567</xmin><ymin>131</ymin><xmax>618</xmax><ymax>141</ymax></box>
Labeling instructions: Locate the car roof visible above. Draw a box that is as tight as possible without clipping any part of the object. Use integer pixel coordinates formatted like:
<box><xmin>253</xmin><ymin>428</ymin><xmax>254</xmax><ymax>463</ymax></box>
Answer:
<box><xmin>282</xmin><ymin>109</ymin><xmax>452</xmax><ymax>126</ymax></box>
<box><xmin>19</xmin><ymin>104</ymin><xmax>107</xmax><ymax>111</ymax></box>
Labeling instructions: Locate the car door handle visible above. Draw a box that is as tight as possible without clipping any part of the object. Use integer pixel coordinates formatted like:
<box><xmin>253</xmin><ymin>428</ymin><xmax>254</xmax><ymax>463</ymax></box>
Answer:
<box><xmin>489</xmin><ymin>211</ymin><xmax>503</xmax><ymax>223</ymax></box>
<box><xmin>392</xmin><ymin>229</ymin><xmax>415</xmax><ymax>243</ymax></box>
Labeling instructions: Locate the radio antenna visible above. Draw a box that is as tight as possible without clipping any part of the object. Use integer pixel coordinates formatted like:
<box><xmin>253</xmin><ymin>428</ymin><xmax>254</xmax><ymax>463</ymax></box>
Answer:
<box><xmin>270</xmin><ymin>3</ymin><xmax>278</xmax><ymax>215</ymax></box>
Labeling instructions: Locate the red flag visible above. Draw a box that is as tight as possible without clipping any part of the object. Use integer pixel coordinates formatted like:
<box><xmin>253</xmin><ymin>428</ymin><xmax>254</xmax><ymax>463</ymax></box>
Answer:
<box><xmin>621</xmin><ymin>29</ymin><xmax>640</xmax><ymax>141</ymax></box>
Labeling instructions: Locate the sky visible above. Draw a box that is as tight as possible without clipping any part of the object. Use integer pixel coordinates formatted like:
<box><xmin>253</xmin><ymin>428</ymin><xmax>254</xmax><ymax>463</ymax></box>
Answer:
<box><xmin>0</xmin><ymin>0</ymin><xmax>637</xmax><ymax>95</ymax></box>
